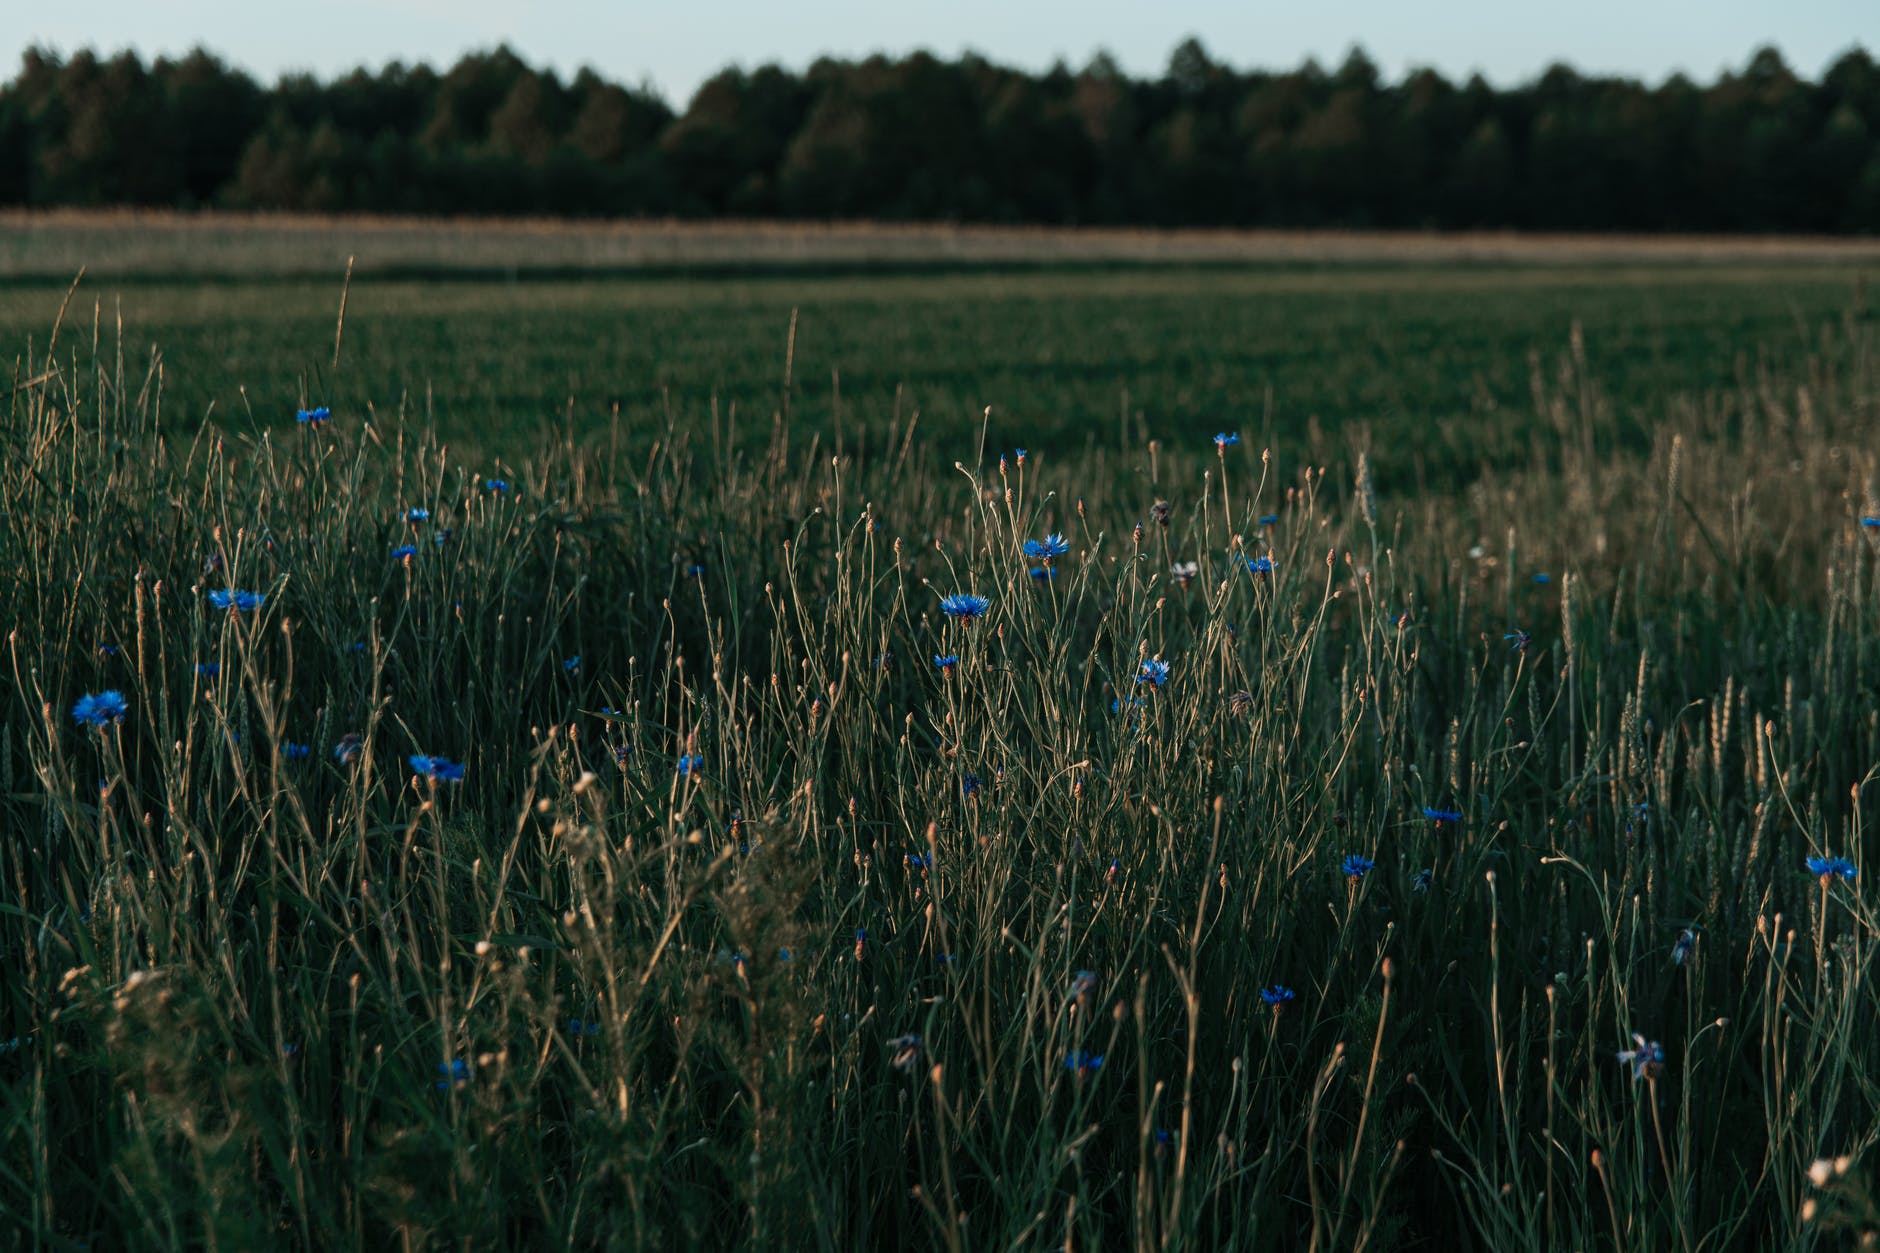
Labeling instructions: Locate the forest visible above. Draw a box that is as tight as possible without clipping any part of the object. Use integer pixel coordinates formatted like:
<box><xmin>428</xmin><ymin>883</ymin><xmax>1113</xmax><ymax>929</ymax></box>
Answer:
<box><xmin>2</xmin><ymin>40</ymin><xmax>1878</xmax><ymax>230</ymax></box>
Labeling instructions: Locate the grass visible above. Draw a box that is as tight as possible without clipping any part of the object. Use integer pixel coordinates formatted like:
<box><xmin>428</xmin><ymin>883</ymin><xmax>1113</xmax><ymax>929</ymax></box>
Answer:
<box><xmin>0</xmin><ymin>259</ymin><xmax>1870</xmax><ymax>492</ymax></box>
<box><xmin>2</xmin><ymin>250</ymin><xmax>1880</xmax><ymax>1248</ymax></box>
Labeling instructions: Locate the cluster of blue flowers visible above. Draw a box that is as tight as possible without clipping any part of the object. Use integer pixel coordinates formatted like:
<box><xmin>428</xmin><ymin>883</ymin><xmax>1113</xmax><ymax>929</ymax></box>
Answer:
<box><xmin>207</xmin><ymin>589</ymin><xmax>266</xmax><ymax>612</ymax></box>
<box><xmin>409</xmin><ymin>755</ymin><xmax>466</xmax><ymax>783</ymax></box>
<box><xmin>1807</xmin><ymin>855</ymin><xmax>1859</xmax><ymax>883</ymax></box>
<box><xmin>71</xmin><ymin>691</ymin><xmax>128</xmax><ymax>728</ymax></box>
<box><xmin>1616</xmin><ymin>1035</ymin><xmax>1663</xmax><ymax>1082</ymax></box>
<box><xmin>940</xmin><ymin>593</ymin><xmax>990</xmax><ymax>622</ymax></box>
<box><xmin>1022</xmin><ymin>533</ymin><xmax>1070</xmax><ymax>561</ymax></box>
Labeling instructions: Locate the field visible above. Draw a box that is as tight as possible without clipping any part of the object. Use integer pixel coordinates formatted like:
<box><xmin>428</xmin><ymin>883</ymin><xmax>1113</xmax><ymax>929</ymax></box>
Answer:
<box><xmin>3</xmin><ymin>215</ymin><xmax>1880</xmax><ymax>1250</ymax></box>
<box><xmin>3</xmin><ymin>224</ymin><xmax>1864</xmax><ymax>489</ymax></box>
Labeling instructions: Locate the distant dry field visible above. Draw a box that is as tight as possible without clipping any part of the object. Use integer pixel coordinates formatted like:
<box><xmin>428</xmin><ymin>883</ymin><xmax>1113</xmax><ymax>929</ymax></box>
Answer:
<box><xmin>5</xmin><ymin>209</ymin><xmax>1880</xmax><ymax>279</ymax></box>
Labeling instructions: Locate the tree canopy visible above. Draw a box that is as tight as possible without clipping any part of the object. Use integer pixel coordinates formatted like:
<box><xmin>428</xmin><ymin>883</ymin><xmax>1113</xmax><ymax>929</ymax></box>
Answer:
<box><xmin>3</xmin><ymin>41</ymin><xmax>1877</xmax><ymax>230</ymax></box>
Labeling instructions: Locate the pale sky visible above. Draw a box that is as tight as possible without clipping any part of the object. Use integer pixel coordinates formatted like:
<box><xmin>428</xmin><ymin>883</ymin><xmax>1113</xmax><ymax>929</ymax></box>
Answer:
<box><xmin>11</xmin><ymin>0</ymin><xmax>1875</xmax><ymax>106</ymax></box>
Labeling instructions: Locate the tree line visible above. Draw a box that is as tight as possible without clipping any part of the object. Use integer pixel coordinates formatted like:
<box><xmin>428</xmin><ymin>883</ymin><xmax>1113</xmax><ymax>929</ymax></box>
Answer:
<box><xmin>2</xmin><ymin>40</ymin><xmax>1877</xmax><ymax>231</ymax></box>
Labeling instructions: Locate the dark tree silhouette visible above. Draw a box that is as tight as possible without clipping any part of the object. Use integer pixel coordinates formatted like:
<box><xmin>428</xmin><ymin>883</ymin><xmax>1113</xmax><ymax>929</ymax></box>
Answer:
<box><xmin>1</xmin><ymin>40</ymin><xmax>1875</xmax><ymax>231</ymax></box>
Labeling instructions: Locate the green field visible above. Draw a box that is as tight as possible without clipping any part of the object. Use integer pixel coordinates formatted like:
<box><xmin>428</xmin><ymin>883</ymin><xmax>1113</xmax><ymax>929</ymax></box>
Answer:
<box><xmin>1</xmin><ymin>259</ymin><xmax>1868</xmax><ymax>486</ymax></box>
<box><xmin>5</xmin><ymin>225</ymin><xmax>1880</xmax><ymax>1250</ymax></box>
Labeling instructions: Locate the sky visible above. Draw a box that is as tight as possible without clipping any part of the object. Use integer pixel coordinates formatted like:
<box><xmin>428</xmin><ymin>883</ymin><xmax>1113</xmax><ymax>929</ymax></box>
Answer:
<box><xmin>11</xmin><ymin>0</ymin><xmax>1876</xmax><ymax>106</ymax></box>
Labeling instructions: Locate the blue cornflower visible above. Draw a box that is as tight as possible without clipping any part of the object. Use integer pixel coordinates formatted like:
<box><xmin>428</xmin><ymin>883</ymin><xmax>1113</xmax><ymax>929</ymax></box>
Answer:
<box><xmin>435</xmin><ymin>1058</ymin><xmax>470</xmax><ymax>1089</ymax></box>
<box><xmin>195</xmin><ymin>662</ymin><xmax>221</xmax><ymax>678</ymax></box>
<box><xmin>934</xmin><ymin>654</ymin><xmax>959</xmax><ymax>673</ymax></box>
<box><xmin>1065</xmin><ymin>1050</ymin><xmax>1104</xmax><ymax>1073</ymax></box>
<box><xmin>333</xmin><ymin>733</ymin><xmax>362</xmax><ymax>764</ymax></box>
<box><xmin>1030</xmin><ymin>566</ymin><xmax>1056</xmax><ymax>582</ymax></box>
<box><xmin>409</xmin><ymin>755</ymin><xmax>465</xmax><ymax>783</ymax></box>
<box><xmin>1260</xmin><ymin>985</ymin><xmax>1296</xmax><ymax>1009</ymax></box>
<box><xmin>1341</xmin><ymin>853</ymin><xmax>1376</xmax><ymax>880</ymax></box>
<box><xmin>1532</xmin><ymin>573</ymin><xmax>1552</xmax><ymax>584</ymax></box>
<box><xmin>391</xmin><ymin>544</ymin><xmax>417</xmax><ymax>560</ymax></box>
<box><xmin>562</xmin><ymin>655</ymin><xmax>581</xmax><ymax>672</ymax></box>
<box><xmin>676</xmin><ymin>754</ymin><xmax>705</xmax><ymax>778</ymax></box>
<box><xmin>295</xmin><ymin>406</ymin><xmax>330</xmax><ymax>426</ymax></box>
<box><xmin>1245</xmin><ymin>555</ymin><xmax>1275</xmax><ymax>575</ymax></box>
<box><xmin>906</xmin><ymin>852</ymin><xmax>934</xmax><ymax>871</ymax></box>
<box><xmin>961</xmin><ymin>773</ymin><xmax>983</xmax><ymax>798</ymax></box>
<box><xmin>71</xmin><ymin>690</ymin><xmax>129</xmax><ymax>728</ymax></box>
<box><xmin>96</xmin><ymin>641</ymin><xmax>119</xmax><ymax>657</ymax></box>
<box><xmin>1214</xmin><ymin>433</ymin><xmax>1239</xmax><ymax>450</ymax></box>
<box><xmin>282</xmin><ymin>743</ymin><xmax>311</xmax><ymax>762</ymax></box>
<box><xmin>940</xmin><ymin>593</ymin><xmax>990</xmax><ymax>622</ymax></box>
<box><xmin>1014</xmin><ymin>448</ymin><xmax>1028</xmax><ymax>463</ymax></box>
<box><xmin>1412</xmin><ymin>868</ymin><xmax>1434</xmax><ymax>893</ymax></box>
<box><xmin>1806</xmin><ymin>855</ymin><xmax>1858</xmax><ymax>883</ymax></box>
<box><xmin>486</xmin><ymin>479</ymin><xmax>511</xmax><ymax>493</ymax></box>
<box><xmin>1423</xmin><ymin>807</ymin><xmax>1463</xmax><ymax>824</ymax></box>
<box><xmin>684</xmin><ymin>564</ymin><xmax>706</xmax><ymax>578</ymax></box>
<box><xmin>207</xmin><ymin>589</ymin><xmax>266</xmax><ymax>612</ymax></box>
<box><xmin>1112</xmin><ymin>696</ymin><xmax>1146</xmax><ymax>715</ymax></box>
<box><xmin>1505</xmin><ymin>631</ymin><xmax>1532</xmax><ymax>651</ymax></box>
<box><xmin>1023</xmin><ymin>533</ymin><xmax>1070</xmax><ymax>561</ymax></box>
<box><xmin>1259</xmin><ymin>513</ymin><xmax>1279</xmax><ymax>525</ymax></box>
<box><xmin>888</xmin><ymin>1033</ymin><xmax>922</xmax><ymax>1070</ymax></box>
<box><xmin>568</xmin><ymin>1018</ymin><xmax>601</xmax><ymax>1037</ymax></box>
<box><xmin>1616</xmin><ymin>1034</ymin><xmax>1664</xmax><ymax>1082</ymax></box>
<box><xmin>1861</xmin><ymin>517</ymin><xmax>1879</xmax><ymax>529</ymax></box>
<box><xmin>1138</xmin><ymin>658</ymin><xmax>1170</xmax><ymax>686</ymax></box>
<box><xmin>1671</xmin><ymin>928</ymin><xmax>1697</xmax><ymax>966</ymax></box>
<box><xmin>404</xmin><ymin>508</ymin><xmax>430</xmax><ymax>523</ymax></box>
<box><xmin>1070</xmin><ymin>970</ymin><xmax>1098</xmax><ymax>999</ymax></box>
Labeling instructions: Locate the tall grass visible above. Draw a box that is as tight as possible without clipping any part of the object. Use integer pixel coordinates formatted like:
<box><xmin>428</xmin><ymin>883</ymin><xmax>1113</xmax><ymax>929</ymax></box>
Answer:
<box><xmin>2</xmin><ymin>297</ymin><xmax>1878</xmax><ymax>1250</ymax></box>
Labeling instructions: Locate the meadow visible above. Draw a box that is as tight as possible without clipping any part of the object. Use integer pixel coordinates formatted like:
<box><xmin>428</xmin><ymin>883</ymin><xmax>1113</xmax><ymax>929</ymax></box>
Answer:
<box><xmin>0</xmin><ymin>268</ymin><xmax>1866</xmax><ymax>504</ymax></box>
<box><xmin>2</xmin><ymin>224</ymin><xmax>1880</xmax><ymax>1249</ymax></box>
